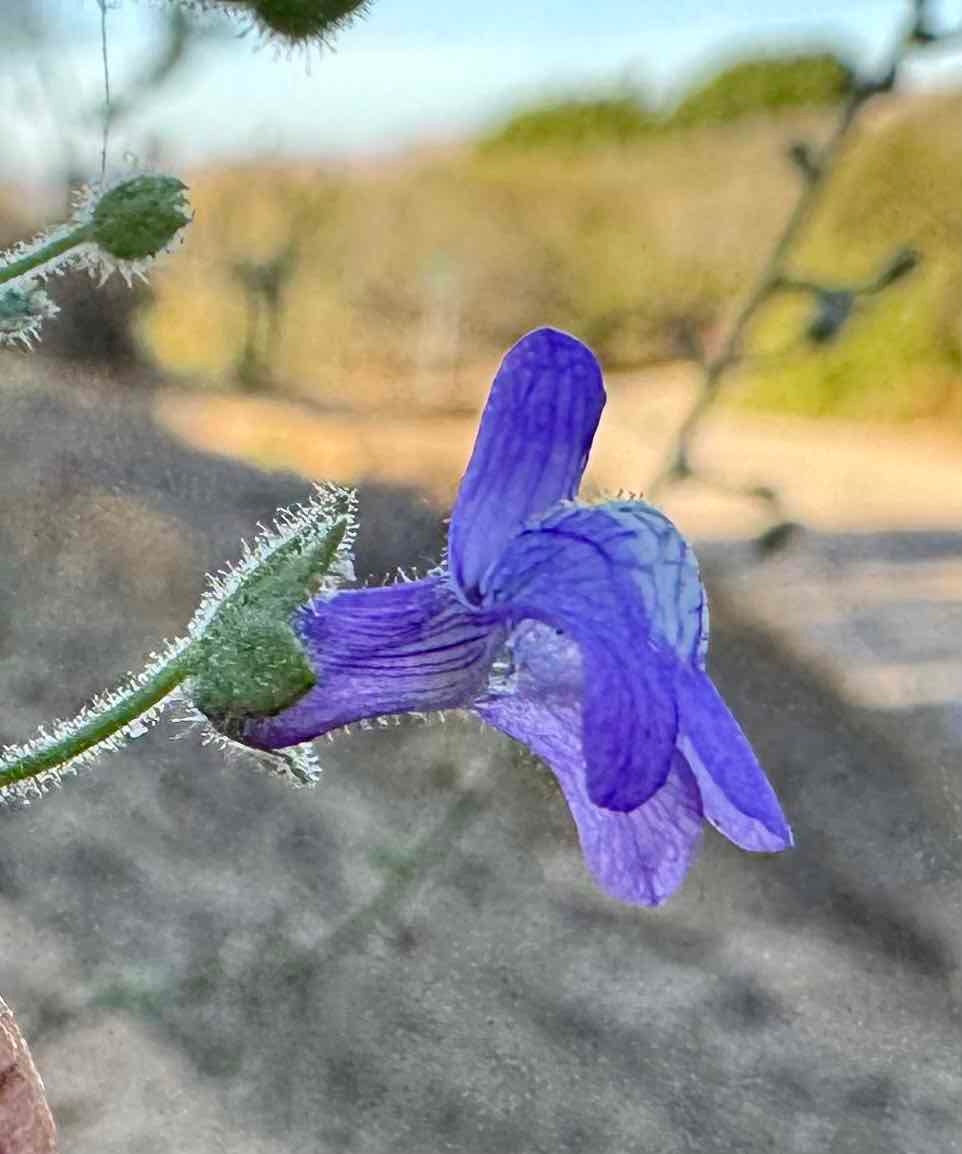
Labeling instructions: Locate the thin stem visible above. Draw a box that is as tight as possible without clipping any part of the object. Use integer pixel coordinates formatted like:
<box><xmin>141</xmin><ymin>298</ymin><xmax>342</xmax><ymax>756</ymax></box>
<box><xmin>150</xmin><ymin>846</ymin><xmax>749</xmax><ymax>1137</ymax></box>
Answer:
<box><xmin>0</xmin><ymin>225</ymin><xmax>93</xmax><ymax>289</ymax></box>
<box><xmin>0</xmin><ymin>651</ymin><xmax>192</xmax><ymax>789</ymax></box>
<box><xmin>97</xmin><ymin>0</ymin><xmax>112</xmax><ymax>182</ymax></box>
<box><xmin>317</xmin><ymin>788</ymin><xmax>483</xmax><ymax>961</ymax></box>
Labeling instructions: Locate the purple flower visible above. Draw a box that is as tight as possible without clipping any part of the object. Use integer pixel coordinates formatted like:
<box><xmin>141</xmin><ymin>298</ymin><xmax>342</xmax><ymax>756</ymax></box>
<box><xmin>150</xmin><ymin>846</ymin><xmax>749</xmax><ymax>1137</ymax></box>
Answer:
<box><xmin>234</xmin><ymin>328</ymin><xmax>792</xmax><ymax>906</ymax></box>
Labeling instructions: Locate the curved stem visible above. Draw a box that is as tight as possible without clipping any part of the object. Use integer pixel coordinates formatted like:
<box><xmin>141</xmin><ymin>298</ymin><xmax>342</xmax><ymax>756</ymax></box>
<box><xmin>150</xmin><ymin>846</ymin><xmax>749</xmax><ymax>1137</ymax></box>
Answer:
<box><xmin>0</xmin><ymin>511</ymin><xmax>351</xmax><ymax>793</ymax></box>
<box><xmin>0</xmin><ymin>649</ymin><xmax>193</xmax><ymax>790</ymax></box>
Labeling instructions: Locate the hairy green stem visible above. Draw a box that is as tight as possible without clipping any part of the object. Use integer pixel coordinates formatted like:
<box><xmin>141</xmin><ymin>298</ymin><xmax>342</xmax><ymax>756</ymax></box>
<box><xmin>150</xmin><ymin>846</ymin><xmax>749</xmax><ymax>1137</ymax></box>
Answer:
<box><xmin>0</xmin><ymin>513</ymin><xmax>350</xmax><ymax>792</ymax></box>
<box><xmin>0</xmin><ymin>650</ymin><xmax>192</xmax><ymax>789</ymax></box>
<box><xmin>0</xmin><ymin>225</ymin><xmax>93</xmax><ymax>288</ymax></box>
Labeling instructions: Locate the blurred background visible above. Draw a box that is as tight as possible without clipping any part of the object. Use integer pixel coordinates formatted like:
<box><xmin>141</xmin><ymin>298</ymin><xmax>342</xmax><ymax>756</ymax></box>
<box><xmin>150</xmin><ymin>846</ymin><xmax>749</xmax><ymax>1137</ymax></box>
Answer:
<box><xmin>0</xmin><ymin>1</ymin><xmax>960</xmax><ymax>1151</ymax></box>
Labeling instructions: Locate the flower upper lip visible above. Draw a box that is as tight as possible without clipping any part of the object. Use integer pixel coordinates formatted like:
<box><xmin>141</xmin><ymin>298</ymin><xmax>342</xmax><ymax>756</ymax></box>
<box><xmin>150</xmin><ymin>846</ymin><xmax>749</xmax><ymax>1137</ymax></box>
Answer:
<box><xmin>447</xmin><ymin>327</ymin><xmax>607</xmax><ymax>597</ymax></box>
<box><xmin>226</xmin><ymin>326</ymin><xmax>792</xmax><ymax>906</ymax></box>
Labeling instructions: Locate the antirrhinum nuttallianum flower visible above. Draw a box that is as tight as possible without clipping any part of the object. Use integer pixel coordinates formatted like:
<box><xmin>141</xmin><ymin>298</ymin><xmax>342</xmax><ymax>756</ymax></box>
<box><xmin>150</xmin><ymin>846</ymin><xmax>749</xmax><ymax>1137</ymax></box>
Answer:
<box><xmin>199</xmin><ymin>328</ymin><xmax>793</xmax><ymax>906</ymax></box>
<box><xmin>0</xmin><ymin>326</ymin><xmax>790</xmax><ymax>906</ymax></box>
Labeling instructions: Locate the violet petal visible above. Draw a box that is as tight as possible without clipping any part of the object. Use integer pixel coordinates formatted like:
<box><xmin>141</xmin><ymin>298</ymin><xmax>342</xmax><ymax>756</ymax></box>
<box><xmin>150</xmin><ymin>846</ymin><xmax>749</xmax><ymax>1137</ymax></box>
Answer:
<box><xmin>677</xmin><ymin>667</ymin><xmax>793</xmax><ymax>852</ymax></box>
<box><xmin>449</xmin><ymin>328</ymin><xmax>605</xmax><ymax>601</ymax></box>
<box><xmin>240</xmin><ymin>575</ymin><xmax>502</xmax><ymax>749</ymax></box>
<box><xmin>480</xmin><ymin>502</ymin><xmax>687</xmax><ymax>812</ymax></box>
<box><xmin>476</xmin><ymin>625</ymin><xmax>704</xmax><ymax>905</ymax></box>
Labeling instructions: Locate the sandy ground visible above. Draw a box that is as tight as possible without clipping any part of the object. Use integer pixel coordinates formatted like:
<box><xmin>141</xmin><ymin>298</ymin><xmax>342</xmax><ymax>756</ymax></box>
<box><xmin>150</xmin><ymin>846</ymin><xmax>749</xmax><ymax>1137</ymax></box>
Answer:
<box><xmin>0</xmin><ymin>366</ymin><xmax>958</xmax><ymax>1153</ymax></box>
<box><xmin>153</xmin><ymin>363</ymin><xmax>962</xmax><ymax>538</ymax></box>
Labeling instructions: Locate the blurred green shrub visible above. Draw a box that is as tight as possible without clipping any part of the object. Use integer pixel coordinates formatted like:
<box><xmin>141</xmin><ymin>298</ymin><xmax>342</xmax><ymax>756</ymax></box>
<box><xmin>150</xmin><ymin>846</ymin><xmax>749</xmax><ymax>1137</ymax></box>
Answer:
<box><xmin>478</xmin><ymin>91</ymin><xmax>657</xmax><ymax>152</ymax></box>
<box><xmin>667</xmin><ymin>52</ymin><xmax>851</xmax><ymax>130</ymax></box>
<box><xmin>480</xmin><ymin>53</ymin><xmax>852</xmax><ymax>157</ymax></box>
<box><xmin>141</xmin><ymin>91</ymin><xmax>961</xmax><ymax>424</ymax></box>
<box><xmin>737</xmin><ymin>92</ymin><xmax>962</xmax><ymax>420</ymax></box>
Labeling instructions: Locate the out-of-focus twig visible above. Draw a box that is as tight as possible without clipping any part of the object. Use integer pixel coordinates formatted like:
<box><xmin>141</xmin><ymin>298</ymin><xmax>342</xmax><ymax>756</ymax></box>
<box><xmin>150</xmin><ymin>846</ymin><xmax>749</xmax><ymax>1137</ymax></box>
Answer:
<box><xmin>647</xmin><ymin>1</ymin><xmax>956</xmax><ymax>526</ymax></box>
<box><xmin>230</xmin><ymin>191</ymin><xmax>329</xmax><ymax>392</ymax></box>
<box><xmin>317</xmin><ymin>785</ymin><xmax>484</xmax><ymax>962</ymax></box>
<box><xmin>909</xmin><ymin>0</ymin><xmax>962</xmax><ymax>46</ymax></box>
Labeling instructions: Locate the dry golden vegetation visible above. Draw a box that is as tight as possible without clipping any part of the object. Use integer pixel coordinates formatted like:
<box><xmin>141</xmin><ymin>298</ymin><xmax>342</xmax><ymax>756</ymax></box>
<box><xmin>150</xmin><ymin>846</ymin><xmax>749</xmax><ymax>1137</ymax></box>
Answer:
<box><xmin>139</xmin><ymin>90</ymin><xmax>962</xmax><ymax>424</ymax></box>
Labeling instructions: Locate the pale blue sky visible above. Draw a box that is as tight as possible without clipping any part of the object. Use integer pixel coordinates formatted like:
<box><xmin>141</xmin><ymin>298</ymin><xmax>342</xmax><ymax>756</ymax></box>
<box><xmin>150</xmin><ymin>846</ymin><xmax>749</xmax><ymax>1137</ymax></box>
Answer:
<box><xmin>2</xmin><ymin>0</ymin><xmax>961</xmax><ymax>181</ymax></box>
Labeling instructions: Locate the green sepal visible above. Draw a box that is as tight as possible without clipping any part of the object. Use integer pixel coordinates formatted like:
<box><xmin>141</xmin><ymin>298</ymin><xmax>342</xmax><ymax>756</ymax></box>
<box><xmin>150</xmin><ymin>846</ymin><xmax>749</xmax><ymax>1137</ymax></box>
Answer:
<box><xmin>189</xmin><ymin>520</ymin><xmax>347</xmax><ymax>724</ymax></box>
<box><xmin>191</xmin><ymin>617</ymin><xmax>317</xmax><ymax>718</ymax></box>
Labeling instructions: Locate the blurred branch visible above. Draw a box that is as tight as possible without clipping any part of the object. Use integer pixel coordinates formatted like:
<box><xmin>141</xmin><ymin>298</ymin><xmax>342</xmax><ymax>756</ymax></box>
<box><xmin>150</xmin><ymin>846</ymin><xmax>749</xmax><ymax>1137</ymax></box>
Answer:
<box><xmin>317</xmin><ymin>784</ymin><xmax>484</xmax><ymax>962</ymax></box>
<box><xmin>647</xmin><ymin>1</ymin><xmax>952</xmax><ymax>532</ymax></box>
<box><xmin>910</xmin><ymin>0</ymin><xmax>962</xmax><ymax>45</ymax></box>
<box><xmin>774</xmin><ymin>246</ymin><xmax>920</xmax><ymax>301</ymax></box>
<box><xmin>229</xmin><ymin>191</ymin><xmax>328</xmax><ymax>391</ymax></box>
<box><xmin>82</xmin><ymin>7</ymin><xmax>220</xmax><ymax>130</ymax></box>
<box><xmin>773</xmin><ymin>247</ymin><xmax>920</xmax><ymax>344</ymax></box>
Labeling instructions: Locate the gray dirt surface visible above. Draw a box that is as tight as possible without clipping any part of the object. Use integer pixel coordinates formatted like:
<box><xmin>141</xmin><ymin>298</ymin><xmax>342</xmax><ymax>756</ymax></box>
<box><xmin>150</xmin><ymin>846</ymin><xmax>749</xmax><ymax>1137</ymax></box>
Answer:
<box><xmin>0</xmin><ymin>377</ymin><xmax>958</xmax><ymax>1154</ymax></box>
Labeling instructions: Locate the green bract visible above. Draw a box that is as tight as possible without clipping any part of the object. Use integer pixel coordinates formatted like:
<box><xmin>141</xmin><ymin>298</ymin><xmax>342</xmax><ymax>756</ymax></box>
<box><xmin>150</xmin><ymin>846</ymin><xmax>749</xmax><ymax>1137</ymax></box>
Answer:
<box><xmin>190</xmin><ymin>521</ymin><xmax>347</xmax><ymax>726</ymax></box>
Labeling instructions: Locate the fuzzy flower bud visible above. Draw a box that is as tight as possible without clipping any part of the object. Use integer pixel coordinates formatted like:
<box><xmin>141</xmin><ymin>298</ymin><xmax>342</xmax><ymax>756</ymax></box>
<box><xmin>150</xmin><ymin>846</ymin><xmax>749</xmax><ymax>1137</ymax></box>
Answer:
<box><xmin>0</xmin><ymin>284</ymin><xmax>59</xmax><ymax>348</ymax></box>
<box><xmin>91</xmin><ymin>175</ymin><xmax>191</xmax><ymax>262</ymax></box>
<box><xmin>221</xmin><ymin>0</ymin><xmax>372</xmax><ymax>44</ymax></box>
<box><xmin>190</xmin><ymin>524</ymin><xmax>348</xmax><ymax>727</ymax></box>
